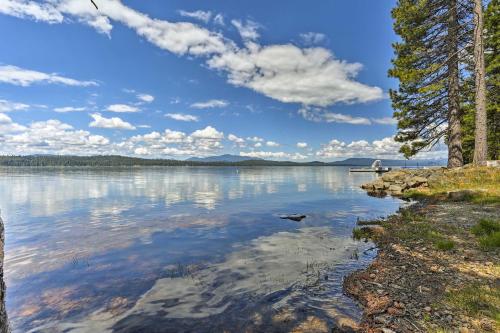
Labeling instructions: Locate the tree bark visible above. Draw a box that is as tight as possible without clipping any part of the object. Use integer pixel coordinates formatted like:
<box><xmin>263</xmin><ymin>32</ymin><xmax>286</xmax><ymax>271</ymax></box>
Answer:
<box><xmin>447</xmin><ymin>0</ymin><xmax>464</xmax><ymax>168</ymax></box>
<box><xmin>473</xmin><ymin>0</ymin><xmax>488</xmax><ymax>165</ymax></box>
<box><xmin>0</xmin><ymin>216</ymin><xmax>8</xmax><ymax>333</ymax></box>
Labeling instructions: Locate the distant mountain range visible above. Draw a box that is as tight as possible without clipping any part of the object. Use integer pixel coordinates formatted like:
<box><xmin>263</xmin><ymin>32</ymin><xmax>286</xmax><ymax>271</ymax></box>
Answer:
<box><xmin>188</xmin><ymin>155</ymin><xmax>445</xmax><ymax>166</ymax></box>
<box><xmin>328</xmin><ymin>157</ymin><xmax>446</xmax><ymax>166</ymax></box>
<box><xmin>187</xmin><ymin>154</ymin><xmax>263</xmax><ymax>163</ymax></box>
<box><xmin>0</xmin><ymin>154</ymin><xmax>447</xmax><ymax>167</ymax></box>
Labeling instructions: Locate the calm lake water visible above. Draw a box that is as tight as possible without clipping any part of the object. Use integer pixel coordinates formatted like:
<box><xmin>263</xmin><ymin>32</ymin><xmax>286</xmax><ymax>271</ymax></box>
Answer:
<box><xmin>0</xmin><ymin>167</ymin><xmax>403</xmax><ymax>332</ymax></box>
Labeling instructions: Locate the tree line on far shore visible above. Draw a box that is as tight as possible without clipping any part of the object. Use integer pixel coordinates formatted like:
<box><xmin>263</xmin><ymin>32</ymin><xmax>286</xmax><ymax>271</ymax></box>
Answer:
<box><xmin>390</xmin><ymin>0</ymin><xmax>499</xmax><ymax>167</ymax></box>
<box><xmin>0</xmin><ymin>155</ymin><xmax>312</xmax><ymax>167</ymax></box>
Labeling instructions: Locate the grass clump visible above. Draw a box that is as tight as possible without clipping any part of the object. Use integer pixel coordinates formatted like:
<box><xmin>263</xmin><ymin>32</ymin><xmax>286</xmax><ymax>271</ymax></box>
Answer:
<box><xmin>471</xmin><ymin>219</ymin><xmax>500</xmax><ymax>250</ymax></box>
<box><xmin>479</xmin><ymin>232</ymin><xmax>500</xmax><ymax>249</ymax></box>
<box><xmin>352</xmin><ymin>227</ymin><xmax>372</xmax><ymax>240</ymax></box>
<box><xmin>445</xmin><ymin>284</ymin><xmax>500</xmax><ymax>326</ymax></box>
<box><xmin>435</xmin><ymin>239</ymin><xmax>455</xmax><ymax>251</ymax></box>
<box><xmin>390</xmin><ymin>214</ymin><xmax>456</xmax><ymax>251</ymax></box>
<box><xmin>471</xmin><ymin>218</ymin><xmax>500</xmax><ymax>236</ymax></box>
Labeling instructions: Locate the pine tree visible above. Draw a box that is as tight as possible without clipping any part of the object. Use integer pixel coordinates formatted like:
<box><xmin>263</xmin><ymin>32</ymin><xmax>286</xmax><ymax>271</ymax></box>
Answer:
<box><xmin>484</xmin><ymin>0</ymin><xmax>500</xmax><ymax>160</ymax></box>
<box><xmin>462</xmin><ymin>0</ymin><xmax>499</xmax><ymax>162</ymax></box>
<box><xmin>472</xmin><ymin>0</ymin><xmax>488</xmax><ymax>164</ymax></box>
<box><xmin>389</xmin><ymin>0</ymin><xmax>472</xmax><ymax>167</ymax></box>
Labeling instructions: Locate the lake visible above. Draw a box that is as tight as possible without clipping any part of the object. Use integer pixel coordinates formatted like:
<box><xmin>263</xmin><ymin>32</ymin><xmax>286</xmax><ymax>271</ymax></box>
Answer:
<box><xmin>0</xmin><ymin>167</ymin><xmax>403</xmax><ymax>332</ymax></box>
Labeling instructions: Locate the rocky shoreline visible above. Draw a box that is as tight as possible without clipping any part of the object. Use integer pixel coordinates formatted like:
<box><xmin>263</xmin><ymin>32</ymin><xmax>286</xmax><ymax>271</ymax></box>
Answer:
<box><xmin>342</xmin><ymin>168</ymin><xmax>499</xmax><ymax>333</ymax></box>
<box><xmin>360</xmin><ymin>168</ymin><xmax>438</xmax><ymax>197</ymax></box>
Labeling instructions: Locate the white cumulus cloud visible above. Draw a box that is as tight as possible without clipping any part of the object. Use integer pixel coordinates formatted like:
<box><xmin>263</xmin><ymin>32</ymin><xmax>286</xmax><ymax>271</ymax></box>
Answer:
<box><xmin>0</xmin><ymin>119</ymin><xmax>110</xmax><ymax>155</ymax></box>
<box><xmin>1</xmin><ymin>0</ymin><xmax>383</xmax><ymax>108</ymax></box>
<box><xmin>0</xmin><ymin>113</ymin><xmax>12</xmax><ymax>124</ymax></box>
<box><xmin>207</xmin><ymin>45</ymin><xmax>383</xmax><ymax>107</ymax></box>
<box><xmin>89</xmin><ymin>113</ymin><xmax>136</xmax><ymax>130</ymax></box>
<box><xmin>266</xmin><ymin>141</ymin><xmax>280</xmax><ymax>147</ymax></box>
<box><xmin>297</xmin><ymin>142</ymin><xmax>308</xmax><ymax>148</ymax></box>
<box><xmin>0</xmin><ymin>0</ymin><xmax>63</xmax><ymax>23</ymax></box>
<box><xmin>228</xmin><ymin>134</ymin><xmax>245</xmax><ymax>147</ymax></box>
<box><xmin>126</xmin><ymin>125</ymin><xmax>225</xmax><ymax>157</ymax></box>
<box><xmin>315</xmin><ymin>136</ymin><xmax>446</xmax><ymax>160</ymax></box>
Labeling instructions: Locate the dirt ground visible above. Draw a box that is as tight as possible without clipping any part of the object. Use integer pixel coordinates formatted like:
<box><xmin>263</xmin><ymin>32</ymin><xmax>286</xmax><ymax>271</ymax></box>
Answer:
<box><xmin>343</xmin><ymin>200</ymin><xmax>499</xmax><ymax>333</ymax></box>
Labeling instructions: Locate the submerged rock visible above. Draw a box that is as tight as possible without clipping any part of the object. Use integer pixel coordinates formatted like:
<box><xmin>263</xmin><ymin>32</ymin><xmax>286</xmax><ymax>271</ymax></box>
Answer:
<box><xmin>280</xmin><ymin>214</ymin><xmax>307</xmax><ymax>222</ymax></box>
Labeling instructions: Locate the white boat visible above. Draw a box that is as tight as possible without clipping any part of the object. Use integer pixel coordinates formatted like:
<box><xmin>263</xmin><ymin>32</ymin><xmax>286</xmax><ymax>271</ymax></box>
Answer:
<box><xmin>349</xmin><ymin>160</ymin><xmax>391</xmax><ymax>173</ymax></box>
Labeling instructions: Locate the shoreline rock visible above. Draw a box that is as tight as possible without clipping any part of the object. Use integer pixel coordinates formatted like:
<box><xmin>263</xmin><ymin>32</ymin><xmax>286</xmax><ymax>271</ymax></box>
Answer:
<box><xmin>360</xmin><ymin>168</ymin><xmax>438</xmax><ymax>196</ymax></box>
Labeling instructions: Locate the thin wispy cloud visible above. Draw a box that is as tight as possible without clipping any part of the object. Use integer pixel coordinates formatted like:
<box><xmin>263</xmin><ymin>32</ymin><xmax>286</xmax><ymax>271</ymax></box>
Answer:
<box><xmin>231</xmin><ymin>19</ymin><xmax>261</xmax><ymax>41</ymax></box>
<box><xmin>240</xmin><ymin>151</ymin><xmax>307</xmax><ymax>160</ymax></box>
<box><xmin>298</xmin><ymin>107</ymin><xmax>371</xmax><ymax>125</ymax></box>
<box><xmin>54</xmin><ymin>106</ymin><xmax>86</xmax><ymax>113</ymax></box>
<box><xmin>106</xmin><ymin>104</ymin><xmax>139</xmax><ymax>113</ymax></box>
<box><xmin>372</xmin><ymin>117</ymin><xmax>397</xmax><ymax>125</ymax></box>
<box><xmin>136</xmin><ymin>94</ymin><xmax>154</xmax><ymax>103</ymax></box>
<box><xmin>190</xmin><ymin>99</ymin><xmax>229</xmax><ymax>109</ymax></box>
<box><xmin>0</xmin><ymin>99</ymin><xmax>30</xmax><ymax>112</ymax></box>
<box><xmin>0</xmin><ymin>65</ymin><xmax>98</xmax><ymax>87</ymax></box>
<box><xmin>165</xmin><ymin>113</ymin><xmax>199</xmax><ymax>122</ymax></box>
<box><xmin>178</xmin><ymin>10</ymin><xmax>212</xmax><ymax>23</ymax></box>
<box><xmin>299</xmin><ymin>32</ymin><xmax>326</xmax><ymax>45</ymax></box>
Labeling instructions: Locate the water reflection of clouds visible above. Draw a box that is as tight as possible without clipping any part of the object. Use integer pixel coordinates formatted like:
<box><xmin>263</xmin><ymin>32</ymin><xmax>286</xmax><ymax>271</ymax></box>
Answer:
<box><xmin>32</xmin><ymin>227</ymin><xmax>367</xmax><ymax>333</ymax></box>
<box><xmin>0</xmin><ymin>167</ymin><xmax>404</xmax><ymax>333</ymax></box>
<box><xmin>1</xmin><ymin>167</ymin><xmax>385</xmax><ymax>280</ymax></box>
<box><xmin>1</xmin><ymin>167</ymin><xmax>379</xmax><ymax>218</ymax></box>
<box><xmin>5</xmin><ymin>213</ymin><xmax>230</xmax><ymax>280</ymax></box>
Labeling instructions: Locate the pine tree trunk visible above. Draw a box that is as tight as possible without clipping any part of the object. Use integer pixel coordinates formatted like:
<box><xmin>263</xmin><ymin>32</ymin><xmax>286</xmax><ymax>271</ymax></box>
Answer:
<box><xmin>447</xmin><ymin>0</ymin><xmax>464</xmax><ymax>168</ymax></box>
<box><xmin>473</xmin><ymin>0</ymin><xmax>488</xmax><ymax>165</ymax></box>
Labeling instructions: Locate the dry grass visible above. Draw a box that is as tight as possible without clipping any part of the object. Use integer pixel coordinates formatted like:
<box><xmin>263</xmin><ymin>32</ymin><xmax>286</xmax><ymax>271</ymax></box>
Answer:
<box><xmin>445</xmin><ymin>284</ymin><xmax>500</xmax><ymax>328</ymax></box>
<box><xmin>405</xmin><ymin>166</ymin><xmax>500</xmax><ymax>204</ymax></box>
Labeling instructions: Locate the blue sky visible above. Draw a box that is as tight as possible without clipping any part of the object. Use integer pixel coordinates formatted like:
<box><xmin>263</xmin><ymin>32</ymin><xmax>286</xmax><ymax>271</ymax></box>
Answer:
<box><xmin>0</xmin><ymin>0</ymin><xmax>447</xmax><ymax>160</ymax></box>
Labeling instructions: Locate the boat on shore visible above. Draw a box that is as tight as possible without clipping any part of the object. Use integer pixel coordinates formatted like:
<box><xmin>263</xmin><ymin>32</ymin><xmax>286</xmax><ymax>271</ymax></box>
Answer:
<box><xmin>349</xmin><ymin>160</ymin><xmax>391</xmax><ymax>173</ymax></box>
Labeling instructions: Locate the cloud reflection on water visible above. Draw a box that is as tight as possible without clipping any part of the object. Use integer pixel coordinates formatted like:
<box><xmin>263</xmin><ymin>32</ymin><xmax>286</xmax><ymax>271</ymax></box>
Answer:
<box><xmin>31</xmin><ymin>227</ymin><xmax>371</xmax><ymax>333</ymax></box>
<box><xmin>0</xmin><ymin>167</ymin><xmax>398</xmax><ymax>332</ymax></box>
